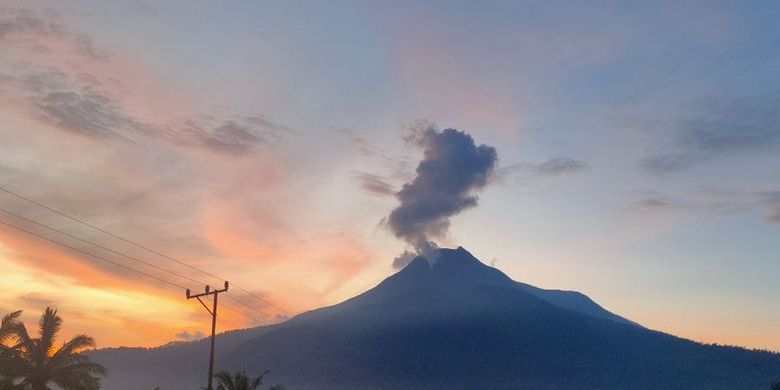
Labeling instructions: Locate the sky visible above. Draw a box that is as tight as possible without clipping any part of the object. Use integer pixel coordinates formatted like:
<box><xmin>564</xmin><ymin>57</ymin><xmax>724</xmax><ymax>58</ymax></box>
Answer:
<box><xmin>0</xmin><ymin>0</ymin><xmax>778</xmax><ymax>350</ymax></box>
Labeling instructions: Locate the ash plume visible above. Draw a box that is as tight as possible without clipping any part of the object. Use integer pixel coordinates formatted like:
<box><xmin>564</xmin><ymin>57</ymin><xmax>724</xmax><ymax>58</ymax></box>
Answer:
<box><xmin>387</xmin><ymin>123</ymin><xmax>497</xmax><ymax>268</ymax></box>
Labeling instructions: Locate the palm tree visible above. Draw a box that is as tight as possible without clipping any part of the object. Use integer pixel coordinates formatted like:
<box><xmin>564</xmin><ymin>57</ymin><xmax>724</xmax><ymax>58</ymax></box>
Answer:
<box><xmin>0</xmin><ymin>310</ymin><xmax>23</xmax><ymax>388</ymax></box>
<box><xmin>8</xmin><ymin>307</ymin><xmax>106</xmax><ymax>390</ymax></box>
<box><xmin>213</xmin><ymin>370</ymin><xmax>284</xmax><ymax>390</ymax></box>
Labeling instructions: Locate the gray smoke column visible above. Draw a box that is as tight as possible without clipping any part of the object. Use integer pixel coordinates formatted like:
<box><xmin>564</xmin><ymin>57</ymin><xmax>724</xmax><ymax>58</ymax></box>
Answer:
<box><xmin>387</xmin><ymin>124</ymin><xmax>497</xmax><ymax>268</ymax></box>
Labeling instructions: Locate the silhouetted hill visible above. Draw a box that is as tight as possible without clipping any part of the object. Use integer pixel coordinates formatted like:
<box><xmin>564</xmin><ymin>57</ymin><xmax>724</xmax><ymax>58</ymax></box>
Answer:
<box><xmin>91</xmin><ymin>247</ymin><xmax>780</xmax><ymax>389</ymax></box>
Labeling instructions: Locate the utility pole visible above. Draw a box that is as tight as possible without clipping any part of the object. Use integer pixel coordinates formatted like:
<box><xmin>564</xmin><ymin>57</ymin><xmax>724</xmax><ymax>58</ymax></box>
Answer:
<box><xmin>187</xmin><ymin>281</ymin><xmax>229</xmax><ymax>390</ymax></box>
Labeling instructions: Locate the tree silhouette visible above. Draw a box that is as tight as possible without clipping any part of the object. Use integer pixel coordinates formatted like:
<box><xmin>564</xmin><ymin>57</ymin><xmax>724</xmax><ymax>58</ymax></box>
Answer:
<box><xmin>771</xmin><ymin>381</ymin><xmax>780</xmax><ymax>390</ymax></box>
<box><xmin>1</xmin><ymin>310</ymin><xmax>24</xmax><ymax>388</ymax></box>
<box><xmin>213</xmin><ymin>370</ymin><xmax>284</xmax><ymax>390</ymax></box>
<box><xmin>0</xmin><ymin>307</ymin><xmax>105</xmax><ymax>390</ymax></box>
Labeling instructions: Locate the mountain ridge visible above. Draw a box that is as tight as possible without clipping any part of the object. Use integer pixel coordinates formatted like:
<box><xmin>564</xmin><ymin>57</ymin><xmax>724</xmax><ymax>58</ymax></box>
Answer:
<box><xmin>91</xmin><ymin>247</ymin><xmax>780</xmax><ymax>390</ymax></box>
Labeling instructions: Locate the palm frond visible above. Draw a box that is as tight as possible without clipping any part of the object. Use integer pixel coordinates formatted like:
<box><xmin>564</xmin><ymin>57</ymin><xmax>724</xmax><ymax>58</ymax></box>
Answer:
<box><xmin>37</xmin><ymin>307</ymin><xmax>61</xmax><ymax>359</ymax></box>
<box><xmin>1</xmin><ymin>310</ymin><xmax>22</xmax><ymax>329</ymax></box>
<box><xmin>0</xmin><ymin>310</ymin><xmax>23</xmax><ymax>345</ymax></box>
<box><xmin>52</xmin><ymin>334</ymin><xmax>95</xmax><ymax>361</ymax></box>
<box><xmin>214</xmin><ymin>371</ymin><xmax>235</xmax><ymax>390</ymax></box>
<box><xmin>11</xmin><ymin>320</ymin><xmax>32</xmax><ymax>347</ymax></box>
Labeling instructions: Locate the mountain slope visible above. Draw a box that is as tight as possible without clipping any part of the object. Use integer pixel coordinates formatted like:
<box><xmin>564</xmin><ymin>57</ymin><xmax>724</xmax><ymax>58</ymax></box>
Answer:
<box><xmin>516</xmin><ymin>282</ymin><xmax>639</xmax><ymax>326</ymax></box>
<box><xmin>92</xmin><ymin>247</ymin><xmax>780</xmax><ymax>390</ymax></box>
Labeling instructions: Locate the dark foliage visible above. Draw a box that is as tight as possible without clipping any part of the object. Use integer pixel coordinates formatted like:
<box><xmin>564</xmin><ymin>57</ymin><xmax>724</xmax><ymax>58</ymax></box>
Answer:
<box><xmin>212</xmin><ymin>370</ymin><xmax>284</xmax><ymax>390</ymax></box>
<box><xmin>0</xmin><ymin>307</ymin><xmax>105</xmax><ymax>390</ymax></box>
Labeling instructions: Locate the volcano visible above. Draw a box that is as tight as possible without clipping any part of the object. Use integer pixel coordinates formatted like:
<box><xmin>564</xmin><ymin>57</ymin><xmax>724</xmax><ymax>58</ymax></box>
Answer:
<box><xmin>91</xmin><ymin>247</ymin><xmax>780</xmax><ymax>389</ymax></box>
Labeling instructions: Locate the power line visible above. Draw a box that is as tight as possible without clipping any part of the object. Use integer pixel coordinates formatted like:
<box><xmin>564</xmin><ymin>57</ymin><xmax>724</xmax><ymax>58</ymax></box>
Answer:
<box><xmin>0</xmin><ymin>218</ymin><xmax>187</xmax><ymax>290</ymax></box>
<box><xmin>229</xmin><ymin>285</ymin><xmax>286</xmax><ymax>315</ymax></box>
<box><xmin>0</xmin><ymin>185</ymin><xmax>287</xmax><ymax>315</ymax></box>
<box><xmin>223</xmin><ymin>294</ymin><xmax>269</xmax><ymax>317</ymax></box>
<box><xmin>0</xmin><ymin>207</ymin><xmax>270</xmax><ymax>319</ymax></box>
<box><xmin>0</xmin><ymin>186</ymin><xmax>225</xmax><ymax>282</ymax></box>
<box><xmin>0</xmin><ymin>207</ymin><xmax>206</xmax><ymax>286</ymax></box>
<box><xmin>220</xmin><ymin>301</ymin><xmax>265</xmax><ymax>323</ymax></box>
<box><xmin>0</xmin><ymin>216</ymin><xmax>266</xmax><ymax>323</ymax></box>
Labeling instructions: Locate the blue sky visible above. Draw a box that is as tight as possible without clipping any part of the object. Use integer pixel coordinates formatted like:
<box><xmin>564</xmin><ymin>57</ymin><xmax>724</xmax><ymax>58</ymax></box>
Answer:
<box><xmin>0</xmin><ymin>0</ymin><xmax>778</xmax><ymax>349</ymax></box>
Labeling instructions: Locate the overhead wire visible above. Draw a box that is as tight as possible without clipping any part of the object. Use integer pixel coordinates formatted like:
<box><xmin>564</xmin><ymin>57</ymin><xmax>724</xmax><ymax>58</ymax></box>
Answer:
<box><xmin>0</xmin><ymin>217</ymin><xmax>187</xmax><ymax>290</ymax></box>
<box><xmin>0</xmin><ymin>207</ymin><xmax>270</xmax><ymax>318</ymax></box>
<box><xmin>0</xmin><ymin>216</ymin><xmax>266</xmax><ymax>323</ymax></box>
<box><xmin>0</xmin><ymin>185</ymin><xmax>288</xmax><ymax>315</ymax></box>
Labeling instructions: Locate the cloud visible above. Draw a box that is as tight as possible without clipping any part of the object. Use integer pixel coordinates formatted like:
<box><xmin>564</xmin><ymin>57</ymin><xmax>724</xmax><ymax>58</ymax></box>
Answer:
<box><xmin>386</xmin><ymin>122</ymin><xmax>497</xmax><ymax>261</ymax></box>
<box><xmin>681</xmin><ymin>95</ymin><xmax>780</xmax><ymax>153</ymax></box>
<box><xmin>352</xmin><ymin>172</ymin><xmax>396</xmax><ymax>197</ymax></box>
<box><xmin>74</xmin><ymin>34</ymin><xmax>109</xmax><ymax>61</ymax></box>
<box><xmin>122</xmin><ymin>0</ymin><xmax>158</xmax><ymax>17</ymax></box>
<box><xmin>333</xmin><ymin>129</ymin><xmax>418</xmax><ymax>196</ymax></box>
<box><xmin>758</xmin><ymin>191</ymin><xmax>780</xmax><ymax>224</ymax></box>
<box><xmin>203</xmin><ymin>121</ymin><xmax>264</xmax><ymax>153</ymax></box>
<box><xmin>633</xmin><ymin>190</ymin><xmax>749</xmax><ymax>214</ymax></box>
<box><xmin>0</xmin><ymin>7</ymin><xmax>290</xmax><ymax>155</ymax></box>
<box><xmin>333</xmin><ymin>128</ymin><xmax>379</xmax><ymax>157</ymax></box>
<box><xmin>179</xmin><ymin>117</ymin><xmax>279</xmax><ymax>154</ymax></box>
<box><xmin>636</xmin><ymin>198</ymin><xmax>670</xmax><ymax>208</ymax></box>
<box><xmin>32</xmin><ymin>89</ymin><xmax>148</xmax><ymax>137</ymax></box>
<box><xmin>641</xmin><ymin>93</ymin><xmax>780</xmax><ymax>173</ymax></box>
<box><xmin>174</xmin><ymin>330</ymin><xmax>206</xmax><ymax>342</ymax></box>
<box><xmin>639</xmin><ymin>154</ymin><xmax>695</xmax><ymax>174</ymax></box>
<box><xmin>8</xmin><ymin>70</ymin><xmax>286</xmax><ymax>154</ymax></box>
<box><xmin>0</xmin><ymin>7</ymin><xmax>65</xmax><ymax>42</ymax></box>
<box><xmin>532</xmin><ymin>157</ymin><xmax>589</xmax><ymax>175</ymax></box>
<box><xmin>501</xmin><ymin>157</ymin><xmax>589</xmax><ymax>178</ymax></box>
<box><xmin>633</xmin><ymin>189</ymin><xmax>780</xmax><ymax>224</ymax></box>
<box><xmin>16</xmin><ymin>292</ymin><xmax>58</xmax><ymax>308</ymax></box>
